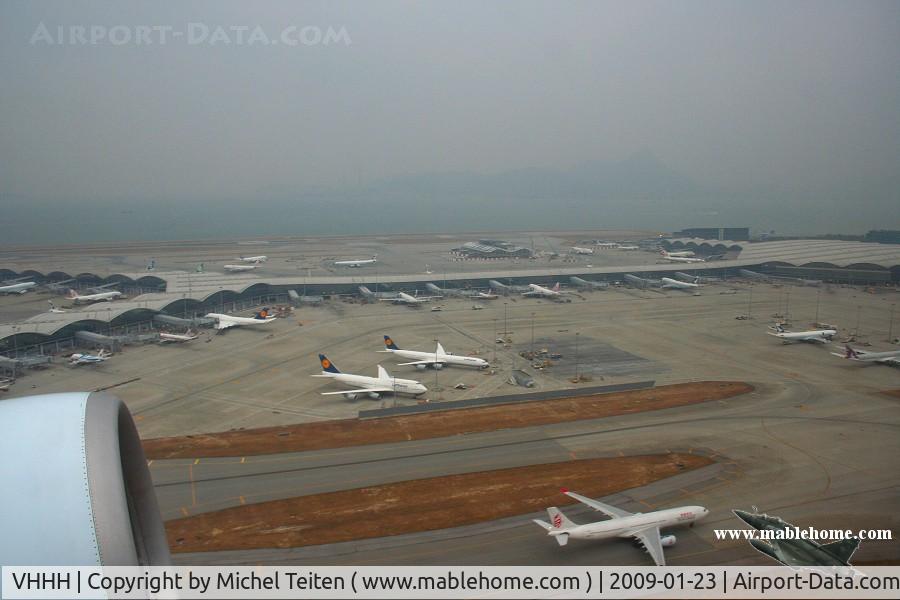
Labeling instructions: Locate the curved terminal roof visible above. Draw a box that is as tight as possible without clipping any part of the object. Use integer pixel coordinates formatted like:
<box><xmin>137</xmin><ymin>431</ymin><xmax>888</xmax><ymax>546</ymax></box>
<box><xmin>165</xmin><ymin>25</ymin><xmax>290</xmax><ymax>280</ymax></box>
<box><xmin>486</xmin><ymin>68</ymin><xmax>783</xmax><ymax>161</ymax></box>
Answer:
<box><xmin>3</xmin><ymin>240</ymin><xmax>899</xmax><ymax>348</ymax></box>
<box><xmin>663</xmin><ymin>239</ymin><xmax>900</xmax><ymax>269</ymax></box>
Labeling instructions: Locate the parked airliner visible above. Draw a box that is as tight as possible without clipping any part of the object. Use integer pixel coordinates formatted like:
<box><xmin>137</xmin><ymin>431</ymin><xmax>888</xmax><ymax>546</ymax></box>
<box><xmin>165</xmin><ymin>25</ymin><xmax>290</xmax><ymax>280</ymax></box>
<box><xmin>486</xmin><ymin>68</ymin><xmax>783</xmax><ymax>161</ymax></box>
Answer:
<box><xmin>205</xmin><ymin>308</ymin><xmax>276</xmax><ymax>330</ymax></box>
<box><xmin>661</xmin><ymin>277</ymin><xmax>700</xmax><ymax>290</ymax></box>
<box><xmin>66</xmin><ymin>288</ymin><xmax>122</xmax><ymax>304</ymax></box>
<box><xmin>379</xmin><ymin>335</ymin><xmax>489</xmax><ymax>370</ymax></box>
<box><xmin>533</xmin><ymin>489</ymin><xmax>708</xmax><ymax>566</ymax></box>
<box><xmin>768</xmin><ymin>324</ymin><xmax>836</xmax><ymax>343</ymax></box>
<box><xmin>0</xmin><ymin>281</ymin><xmax>37</xmax><ymax>295</ymax></box>
<box><xmin>312</xmin><ymin>354</ymin><xmax>427</xmax><ymax>400</ymax></box>
<box><xmin>831</xmin><ymin>345</ymin><xmax>900</xmax><ymax>366</ymax></box>
<box><xmin>237</xmin><ymin>255</ymin><xmax>267</xmax><ymax>263</ymax></box>
<box><xmin>69</xmin><ymin>349</ymin><xmax>111</xmax><ymax>366</ymax></box>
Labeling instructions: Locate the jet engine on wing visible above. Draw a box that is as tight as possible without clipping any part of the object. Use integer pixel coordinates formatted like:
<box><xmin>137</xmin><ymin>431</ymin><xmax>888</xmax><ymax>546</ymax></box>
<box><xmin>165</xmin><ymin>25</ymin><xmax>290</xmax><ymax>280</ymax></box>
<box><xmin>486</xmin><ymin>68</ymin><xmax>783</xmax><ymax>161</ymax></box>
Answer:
<box><xmin>0</xmin><ymin>392</ymin><xmax>170</xmax><ymax>565</ymax></box>
<box><xmin>661</xmin><ymin>534</ymin><xmax>677</xmax><ymax>547</ymax></box>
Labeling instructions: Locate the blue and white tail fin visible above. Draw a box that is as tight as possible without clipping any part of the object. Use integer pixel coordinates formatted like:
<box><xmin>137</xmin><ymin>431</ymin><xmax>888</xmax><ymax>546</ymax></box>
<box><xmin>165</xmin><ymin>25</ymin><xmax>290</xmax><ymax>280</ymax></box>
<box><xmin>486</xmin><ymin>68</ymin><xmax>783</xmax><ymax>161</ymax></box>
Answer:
<box><xmin>384</xmin><ymin>335</ymin><xmax>399</xmax><ymax>350</ymax></box>
<box><xmin>254</xmin><ymin>308</ymin><xmax>271</xmax><ymax>319</ymax></box>
<box><xmin>319</xmin><ymin>354</ymin><xmax>340</xmax><ymax>373</ymax></box>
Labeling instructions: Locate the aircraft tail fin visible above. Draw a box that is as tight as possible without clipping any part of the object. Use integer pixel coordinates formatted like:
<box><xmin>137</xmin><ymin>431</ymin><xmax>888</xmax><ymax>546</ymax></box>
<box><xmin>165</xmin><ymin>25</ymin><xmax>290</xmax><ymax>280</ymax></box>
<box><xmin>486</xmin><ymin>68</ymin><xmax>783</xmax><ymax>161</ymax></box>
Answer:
<box><xmin>65</xmin><ymin>289</ymin><xmax>78</xmax><ymax>299</ymax></box>
<box><xmin>547</xmin><ymin>507</ymin><xmax>575</xmax><ymax>530</ymax></box>
<box><xmin>319</xmin><ymin>354</ymin><xmax>340</xmax><ymax>373</ymax></box>
<box><xmin>377</xmin><ymin>364</ymin><xmax>391</xmax><ymax>380</ymax></box>
<box><xmin>436</xmin><ymin>342</ymin><xmax>446</xmax><ymax>355</ymax></box>
<box><xmin>384</xmin><ymin>335</ymin><xmax>399</xmax><ymax>350</ymax></box>
<box><xmin>552</xmin><ymin>282</ymin><xmax>560</xmax><ymax>292</ymax></box>
<box><xmin>820</xmin><ymin>539</ymin><xmax>860</xmax><ymax>564</ymax></box>
<box><xmin>844</xmin><ymin>345</ymin><xmax>860</xmax><ymax>359</ymax></box>
<box><xmin>254</xmin><ymin>308</ymin><xmax>270</xmax><ymax>319</ymax></box>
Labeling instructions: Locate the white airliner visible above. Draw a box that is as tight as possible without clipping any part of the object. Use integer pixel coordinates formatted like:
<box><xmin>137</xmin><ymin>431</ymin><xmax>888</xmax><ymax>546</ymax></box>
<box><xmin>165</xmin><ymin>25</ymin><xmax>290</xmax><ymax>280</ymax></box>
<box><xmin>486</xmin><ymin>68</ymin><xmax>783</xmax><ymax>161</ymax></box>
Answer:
<box><xmin>0</xmin><ymin>281</ymin><xmax>37</xmax><ymax>295</ymax></box>
<box><xmin>381</xmin><ymin>291</ymin><xmax>440</xmax><ymax>306</ymax></box>
<box><xmin>660</xmin><ymin>250</ymin><xmax>705</xmax><ymax>263</ymax></box>
<box><xmin>661</xmin><ymin>277</ymin><xmax>700</xmax><ymax>290</ymax></box>
<box><xmin>65</xmin><ymin>288</ymin><xmax>123</xmax><ymax>304</ymax></box>
<box><xmin>831</xmin><ymin>345</ymin><xmax>900</xmax><ymax>366</ymax></box>
<box><xmin>533</xmin><ymin>489</ymin><xmax>708</xmax><ymax>566</ymax></box>
<box><xmin>335</xmin><ymin>255</ymin><xmax>378</xmax><ymax>267</ymax></box>
<box><xmin>69</xmin><ymin>349</ymin><xmax>111</xmax><ymax>366</ymax></box>
<box><xmin>237</xmin><ymin>255</ymin><xmax>267</xmax><ymax>263</ymax></box>
<box><xmin>312</xmin><ymin>354</ymin><xmax>427</xmax><ymax>400</ymax></box>
<box><xmin>767</xmin><ymin>324</ymin><xmax>836</xmax><ymax>343</ymax></box>
<box><xmin>379</xmin><ymin>335</ymin><xmax>489</xmax><ymax>370</ymax></box>
<box><xmin>662</xmin><ymin>249</ymin><xmax>695</xmax><ymax>257</ymax></box>
<box><xmin>159</xmin><ymin>330</ymin><xmax>199</xmax><ymax>343</ymax></box>
<box><xmin>571</xmin><ymin>247</ymin><xmax>594</xmax><ymax>255</ymax></box>
<box><xmin>617</xmin><ymin>245</ymin><xmax>640</xmax><ymax>250</ymax></box>
<box><xmin>223</xmin><ymin>264</ymin><xmax>259</xmax><ymax>272</ymax></box>
<box><xmin>205</xmin><ymin>308</ymin><xmax>276</xmax><ymax>330</ymax></box>
<box><xmin>523</xmin><ymin>282</ymin><xmax>564</xmax><ymax>298</ymax></box>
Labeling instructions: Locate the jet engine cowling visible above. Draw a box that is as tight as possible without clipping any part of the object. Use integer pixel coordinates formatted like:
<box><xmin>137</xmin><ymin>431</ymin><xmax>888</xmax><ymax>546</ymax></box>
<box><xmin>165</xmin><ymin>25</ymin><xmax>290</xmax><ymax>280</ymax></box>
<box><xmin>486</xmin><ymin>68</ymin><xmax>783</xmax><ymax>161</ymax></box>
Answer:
<box><xmin>415</xmin><ymin>364</ymin><xmax>428</xmax><ymax>370</ymax></box>
<box><xmin>660</xmin><ymin>534</ymin><xmax>677</xmax><ymax>547</ymax></box>
<box><xmin>0</xmin><ymin>392</ymin><xmax>170</xmax><ymax>565</ymax></box>
<box><xmin>343</xmin><ymin>392</ymin><xmax>359</xmax><ymax>400</ymax></box>
<box><xmin>367</xmin><ymin>391</ymin><xmax>382</xmax><ymax>399</ymax></box>
<box><xmin>433</xmin><ymin>363</ymin><xmax>443</xmax><ymax>370</ymax></box>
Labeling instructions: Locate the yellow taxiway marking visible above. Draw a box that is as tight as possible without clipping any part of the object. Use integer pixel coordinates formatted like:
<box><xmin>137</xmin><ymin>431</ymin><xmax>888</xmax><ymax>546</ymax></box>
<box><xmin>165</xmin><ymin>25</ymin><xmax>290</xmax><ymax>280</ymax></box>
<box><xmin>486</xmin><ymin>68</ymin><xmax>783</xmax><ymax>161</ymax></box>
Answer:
<box><xmin>193</xmin><ymin>458</ymin><xmax>200</xmax><ymax>465</ymax></box>
<box><xmin>239</xmin><ymin>496</ymin><xmax>246</xmax><ymax>505</ymax></box>
<box><xmin>240</xmin><ymin>457</ymin><xmax>246</xmax><ymax>464</ymax></box>
<box><xmin>180</xmin><ymin>507</ymin><xmax>189</xmax><ymax>517</ymax></box>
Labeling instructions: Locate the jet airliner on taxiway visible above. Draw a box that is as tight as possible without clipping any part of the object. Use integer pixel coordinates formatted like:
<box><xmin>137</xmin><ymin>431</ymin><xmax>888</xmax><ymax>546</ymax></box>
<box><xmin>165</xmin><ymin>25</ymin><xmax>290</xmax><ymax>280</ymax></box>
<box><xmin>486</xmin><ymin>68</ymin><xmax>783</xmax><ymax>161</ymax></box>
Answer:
<box><xmin>533</xmin><ymin>489</ymin><xmax>708</xmax><ymax>566</ymax></box>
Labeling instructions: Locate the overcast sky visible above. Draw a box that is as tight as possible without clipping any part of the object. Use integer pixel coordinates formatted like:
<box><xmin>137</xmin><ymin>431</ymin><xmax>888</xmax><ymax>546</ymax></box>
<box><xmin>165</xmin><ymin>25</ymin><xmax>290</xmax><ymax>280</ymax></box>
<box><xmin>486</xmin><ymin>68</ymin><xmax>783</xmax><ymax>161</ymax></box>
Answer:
<box><xmin>1</xmin><ymin>1</ymin><xmax>898</xmax><ymax>225</ymax></box>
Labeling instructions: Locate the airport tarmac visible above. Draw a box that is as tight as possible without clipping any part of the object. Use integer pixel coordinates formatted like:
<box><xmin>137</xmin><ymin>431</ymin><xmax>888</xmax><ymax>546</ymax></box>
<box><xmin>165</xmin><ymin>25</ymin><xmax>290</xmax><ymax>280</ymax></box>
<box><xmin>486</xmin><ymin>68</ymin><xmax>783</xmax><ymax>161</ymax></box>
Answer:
<box><xmin>3</xmin><ymin>271</ymin><xmax>899</xmax><ymax>566</ymax></box>
<box><xmin>0</xmin><ymin>229</ymin><xmax>661</xmax><ymax>284</ymax></box>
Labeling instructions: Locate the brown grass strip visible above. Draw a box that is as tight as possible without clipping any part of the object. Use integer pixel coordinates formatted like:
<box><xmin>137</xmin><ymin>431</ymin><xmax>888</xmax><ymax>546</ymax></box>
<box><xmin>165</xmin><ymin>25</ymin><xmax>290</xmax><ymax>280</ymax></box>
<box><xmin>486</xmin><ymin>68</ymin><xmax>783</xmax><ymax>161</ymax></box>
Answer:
<box><xmin>166</xmin><ymin>453</ymin><xmax>712</xmax><ymax>553</ymax></box>
<box><xmin>145</xmin><ymin>381</ymin><xmax>752</xmax><ymax>459</ymax></box>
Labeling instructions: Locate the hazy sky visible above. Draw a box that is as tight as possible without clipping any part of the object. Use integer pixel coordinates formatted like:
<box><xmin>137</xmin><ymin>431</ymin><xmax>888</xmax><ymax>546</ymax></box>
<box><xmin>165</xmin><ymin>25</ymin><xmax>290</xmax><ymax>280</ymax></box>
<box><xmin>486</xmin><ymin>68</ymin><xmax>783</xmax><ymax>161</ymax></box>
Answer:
<box><xmin>1</xmin><ymin>1</ymin><xmax>898</xmax><ymax>219</ymax></box>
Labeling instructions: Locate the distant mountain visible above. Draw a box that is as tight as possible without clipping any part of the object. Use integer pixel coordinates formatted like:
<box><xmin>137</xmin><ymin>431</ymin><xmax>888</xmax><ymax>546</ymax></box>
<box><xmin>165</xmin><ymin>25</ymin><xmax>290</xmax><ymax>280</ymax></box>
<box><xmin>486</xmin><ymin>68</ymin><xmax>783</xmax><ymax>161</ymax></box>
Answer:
<box><xmin>366</xmin><ymin>149</ymin><xmax>705</xmax><ymax>202</ymax></box>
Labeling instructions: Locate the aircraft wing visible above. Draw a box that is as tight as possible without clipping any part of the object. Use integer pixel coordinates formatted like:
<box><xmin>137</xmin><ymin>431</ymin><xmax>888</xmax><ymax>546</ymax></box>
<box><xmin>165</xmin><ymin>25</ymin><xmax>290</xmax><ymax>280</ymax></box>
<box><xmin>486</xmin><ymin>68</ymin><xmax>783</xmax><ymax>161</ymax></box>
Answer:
<box><xmin>320</xmin><ymin>386</ymin><xmax>396</xmax><ymax>396</ymax></box>
<box><xmin>629</xmin><ymin>526</ymin><xmax>666</xmax><ymax>566</ymax></box>
<box><xmin>563</xmin><ymin>490</ymin><xmax>632</xmax><ymax>518</ymax></box>
<box><xmin>879</xmin><ymin>357</ymin><xmax>900</xmax><ymax>365</ymax></box>
<box><xmin>214</xmin><ymin>319</ymin><xmax>238</xmax><ymax>330</ymax></box>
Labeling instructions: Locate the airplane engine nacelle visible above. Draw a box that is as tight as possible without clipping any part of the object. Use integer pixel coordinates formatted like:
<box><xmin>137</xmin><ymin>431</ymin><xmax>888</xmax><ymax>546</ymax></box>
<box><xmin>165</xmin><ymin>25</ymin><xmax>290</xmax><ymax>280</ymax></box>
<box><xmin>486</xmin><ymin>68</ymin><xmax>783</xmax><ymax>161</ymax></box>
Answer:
<box><xmin>367</xmin><ymin>391</ymin><xmax>381</xmax><ymax>399</ymax></box>
<box><xmin>660</xmin><ymin>534</ymin><xmax>677</xmax><ymax>547</ymax></box>
<box><xmin>415</xmin><ymin>364</ymin><xmax>427</xmax><ymax>370</ymax></box>
<box><xmin>433</xmin><ymin>363</ymin><xmax>443</xmax><ymax>370</ymax></box>
<box><xmin>344</xmin><ymin>392</ymin><xmax>359</xmax><ymax>400</ymax></box>
<box><xmin>0</xmin><ymin>392</ymin><xmax>170</xmax><ymax>565</ymax></box>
